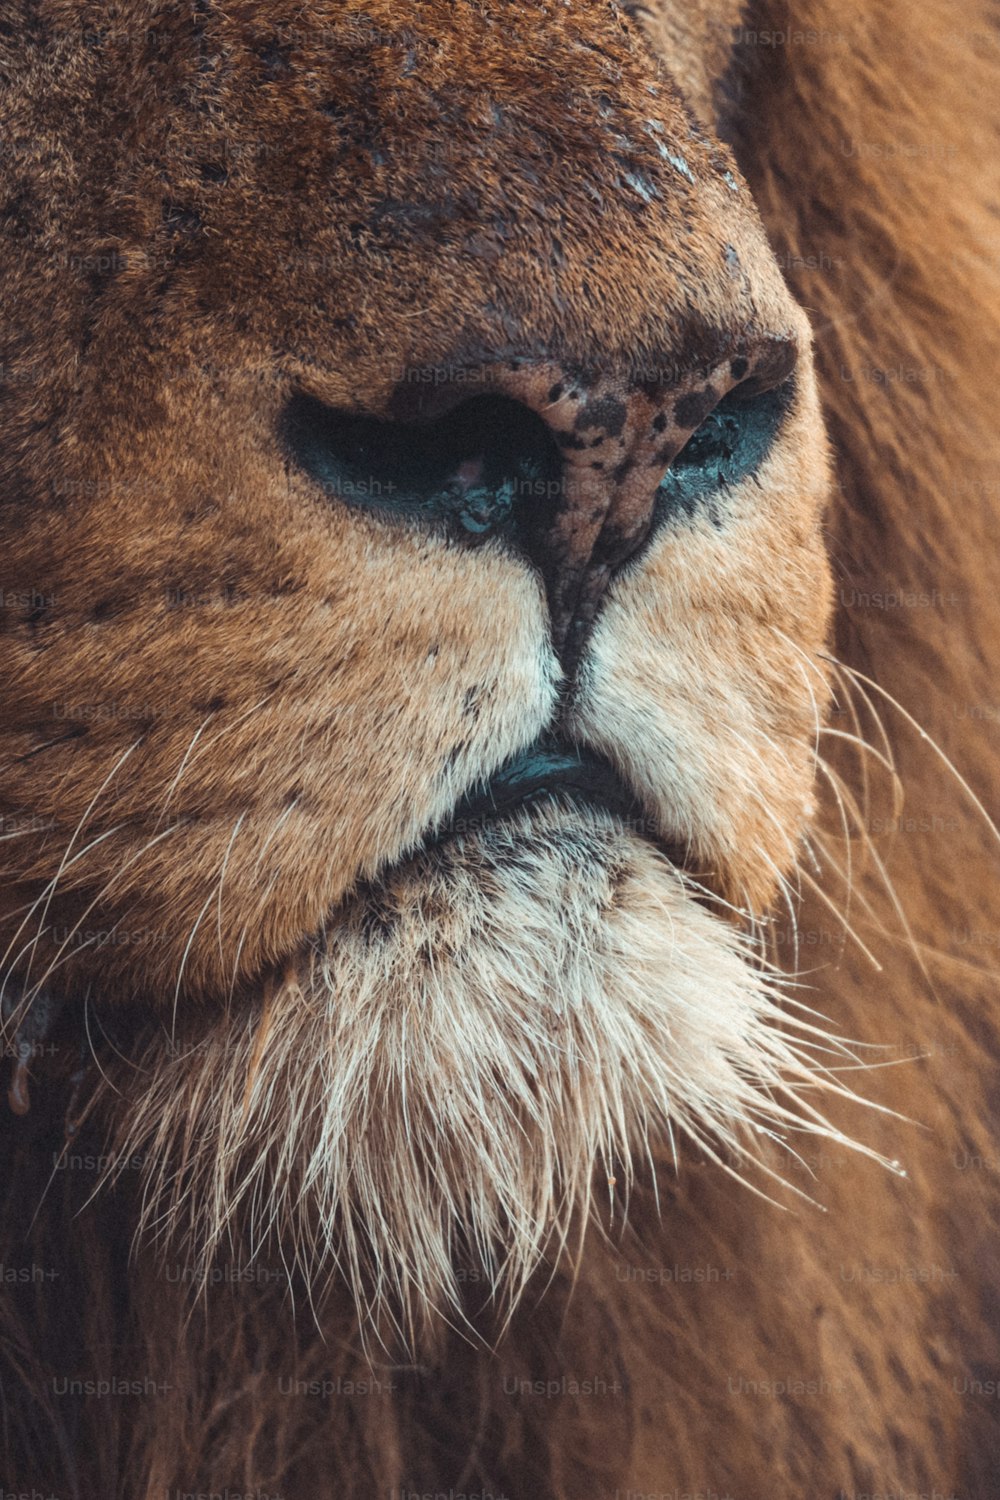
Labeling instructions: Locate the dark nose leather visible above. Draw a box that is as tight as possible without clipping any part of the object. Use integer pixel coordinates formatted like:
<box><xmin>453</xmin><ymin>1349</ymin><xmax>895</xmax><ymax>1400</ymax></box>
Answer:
<box><xmin>485</xmin><ymin>341</ymin><xmax>797</xmax><ymax>671</ymax></box>
<box><xmin>283</xmin><ymin>337</ymin><xmax>796</xmax><ymax>674</ymax></box>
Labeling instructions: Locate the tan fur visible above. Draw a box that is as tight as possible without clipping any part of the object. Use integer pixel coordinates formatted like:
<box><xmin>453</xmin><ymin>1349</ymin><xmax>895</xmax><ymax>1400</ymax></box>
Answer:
<box><xmin>0</xmin><ymin>0</ymin><xmax>998</xmax><ymax>1495</ymax></box>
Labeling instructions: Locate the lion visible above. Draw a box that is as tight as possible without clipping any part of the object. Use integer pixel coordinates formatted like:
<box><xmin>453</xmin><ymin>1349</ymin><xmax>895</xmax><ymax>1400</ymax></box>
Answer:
<box><xmin>1</xmin><ymin>0</ymin><xmax>998</xmax><ymax>1494</ymax></box>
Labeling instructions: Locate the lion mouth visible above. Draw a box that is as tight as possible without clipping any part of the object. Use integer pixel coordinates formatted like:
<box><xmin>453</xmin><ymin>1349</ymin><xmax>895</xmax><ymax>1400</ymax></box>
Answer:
<box><xmin>427</xmin><ymin>740</ymin><xmax>665</xmax><ymax>850</ymax></box>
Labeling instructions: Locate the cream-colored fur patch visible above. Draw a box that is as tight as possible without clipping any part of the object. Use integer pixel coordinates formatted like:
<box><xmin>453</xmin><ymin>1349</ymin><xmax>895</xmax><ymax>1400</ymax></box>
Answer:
<box><xmin>114</xmin><ymin>797</ymin><xmax>877</xmax><ymax>1340</ymax></box>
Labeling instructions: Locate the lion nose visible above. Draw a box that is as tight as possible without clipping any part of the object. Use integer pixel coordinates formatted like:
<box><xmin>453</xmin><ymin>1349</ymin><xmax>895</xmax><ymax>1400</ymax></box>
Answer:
<box><xmin>283</xmin><ymin>338</ymin><xmax>796</xmax><ymax>673</ymax></box>
<box><xmin>490</xmin><ymin>343</ymin><xmax>796</xmax><ymax>671</ymax></box>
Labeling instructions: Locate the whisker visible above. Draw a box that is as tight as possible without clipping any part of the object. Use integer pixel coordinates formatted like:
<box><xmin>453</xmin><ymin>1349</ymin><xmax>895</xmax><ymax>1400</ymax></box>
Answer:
<box><xmin>2</xmin><ymin>735</ymin><xmax>143</xmax><ymax>991</ymax></box>
<box><xmin>791</xmin><ymin>862</ymin><xmax>884</xmax><ymax>972</ymax></box>
<box><xmin>7</xmin><ymin>823</ymin><xmax>183</xmax><ymax>1015</ymax></box>
<box><xmin>813</xmin><ymin>753</ymin><xmax>941</xmax><ymax>1000</ymax></box>
<box><xmin>215</xmin><ymin>812</ymin><xmax>247</xmax><ymax>974</ymax></box>
<box><xmin>834</xmin><ymin>657</ymin><xmax>1000</xmax><ymax>849</ymax></box>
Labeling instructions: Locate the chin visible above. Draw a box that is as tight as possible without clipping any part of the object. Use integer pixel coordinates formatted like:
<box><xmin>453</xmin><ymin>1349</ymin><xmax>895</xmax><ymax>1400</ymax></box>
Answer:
<box><xmin>109</xmin><ymin>771</ymin><xmax>875</xmax><ymax>1342</ymax></box>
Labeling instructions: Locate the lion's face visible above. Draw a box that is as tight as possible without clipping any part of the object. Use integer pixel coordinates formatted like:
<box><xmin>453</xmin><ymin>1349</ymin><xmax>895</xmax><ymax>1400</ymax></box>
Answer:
<box><xmin>1</xmin><ymin>0</ymin><xmax>835</xmax><ymax>1330</ymax></box>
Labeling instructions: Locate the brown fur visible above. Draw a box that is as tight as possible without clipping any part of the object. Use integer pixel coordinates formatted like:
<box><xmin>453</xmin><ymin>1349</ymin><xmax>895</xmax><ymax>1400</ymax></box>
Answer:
<box><xmin>0</xmin><ymin>0</ymin><xmax>998</xmax><ymax>1495</ymax></box>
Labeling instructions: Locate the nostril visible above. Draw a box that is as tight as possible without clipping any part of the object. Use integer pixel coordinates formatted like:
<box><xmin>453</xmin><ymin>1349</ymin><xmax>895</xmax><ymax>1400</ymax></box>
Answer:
<box><xmin>282</xmin><ymin>390</ymin><xmax>562</xmax><ymax>542</ymax></box>
<box><xmin>282</xmin><ymin>342</ymin><xmax>798</xmax><ymax>675</ymax></box>
<box><xmin>656</xmin><ymin>374</ymin><xmax>795</xmax><ymax>522</ymax></box>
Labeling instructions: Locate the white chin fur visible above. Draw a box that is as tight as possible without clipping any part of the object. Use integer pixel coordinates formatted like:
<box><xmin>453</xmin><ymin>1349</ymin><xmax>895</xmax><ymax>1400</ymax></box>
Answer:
<box><xmin>115</xmin><ymin>799</ymin><xmax>874</xmax><ymax>1341</ymax></box>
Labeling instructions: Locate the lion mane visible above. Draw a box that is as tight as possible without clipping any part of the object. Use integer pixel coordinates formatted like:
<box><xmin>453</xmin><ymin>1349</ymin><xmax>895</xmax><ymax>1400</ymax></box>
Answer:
<box><xmin>1</xmin><ymin>0</ymin><xmax>999</xmax><ymax>1496</ymax></box>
